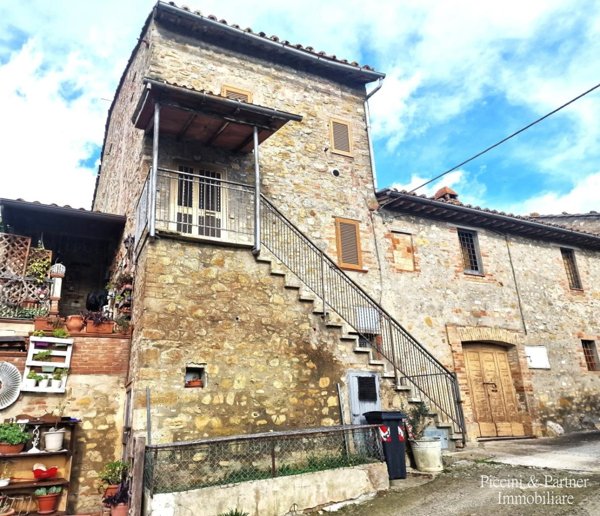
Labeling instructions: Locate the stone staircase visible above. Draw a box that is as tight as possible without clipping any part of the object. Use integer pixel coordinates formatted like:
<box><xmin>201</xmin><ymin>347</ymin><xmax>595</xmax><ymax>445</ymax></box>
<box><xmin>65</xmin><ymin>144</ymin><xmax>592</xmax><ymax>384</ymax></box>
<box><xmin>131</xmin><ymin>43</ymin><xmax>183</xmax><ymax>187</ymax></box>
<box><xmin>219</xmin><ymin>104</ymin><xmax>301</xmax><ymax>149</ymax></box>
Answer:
<box><xmin>255</xmin><ymin>248</ymin><xmax>463</xmax><ymax>449</ymax></box>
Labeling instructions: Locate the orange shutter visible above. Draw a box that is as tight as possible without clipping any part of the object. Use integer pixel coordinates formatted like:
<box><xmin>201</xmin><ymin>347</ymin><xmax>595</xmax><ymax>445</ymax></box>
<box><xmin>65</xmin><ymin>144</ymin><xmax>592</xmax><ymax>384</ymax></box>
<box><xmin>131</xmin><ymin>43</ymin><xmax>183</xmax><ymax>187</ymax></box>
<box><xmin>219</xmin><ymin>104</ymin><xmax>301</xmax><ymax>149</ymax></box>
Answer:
<box><xmin>335</xmin><ymin>218</ymin><xmax>363</xmax><ymax>270</ymax></box>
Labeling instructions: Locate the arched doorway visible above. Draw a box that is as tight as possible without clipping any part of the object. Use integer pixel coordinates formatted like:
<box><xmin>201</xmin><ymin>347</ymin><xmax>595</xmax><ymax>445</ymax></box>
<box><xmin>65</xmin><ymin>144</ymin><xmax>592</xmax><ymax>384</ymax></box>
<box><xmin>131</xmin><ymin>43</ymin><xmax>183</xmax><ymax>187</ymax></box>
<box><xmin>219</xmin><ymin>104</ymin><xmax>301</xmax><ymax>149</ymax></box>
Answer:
<box><xmin>464</xmin><ymin>343</ymin><xmax>525</xmax><ymax>437</ymax></box>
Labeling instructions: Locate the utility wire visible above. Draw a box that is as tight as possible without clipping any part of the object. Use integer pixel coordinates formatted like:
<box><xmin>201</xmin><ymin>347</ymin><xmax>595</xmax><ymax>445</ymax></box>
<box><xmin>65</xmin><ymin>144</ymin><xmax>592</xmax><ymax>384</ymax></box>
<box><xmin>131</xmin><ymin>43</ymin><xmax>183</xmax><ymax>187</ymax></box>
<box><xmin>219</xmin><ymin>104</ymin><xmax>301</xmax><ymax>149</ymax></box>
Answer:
<box><xmin>408</xmin><ymin>80</ymin><xmax>600</xmax><ymax>193</ymax></box>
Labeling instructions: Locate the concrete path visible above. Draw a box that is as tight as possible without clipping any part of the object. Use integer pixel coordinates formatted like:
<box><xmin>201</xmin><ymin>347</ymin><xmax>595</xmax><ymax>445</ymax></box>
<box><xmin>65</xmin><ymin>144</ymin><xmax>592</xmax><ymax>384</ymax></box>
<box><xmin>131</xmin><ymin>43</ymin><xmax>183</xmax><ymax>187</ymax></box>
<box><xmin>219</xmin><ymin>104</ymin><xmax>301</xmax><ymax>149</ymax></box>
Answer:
<box><xmin>468</xmin><ymin>430</ymin><xmax>600</xmax><ymax>473</ymax></box>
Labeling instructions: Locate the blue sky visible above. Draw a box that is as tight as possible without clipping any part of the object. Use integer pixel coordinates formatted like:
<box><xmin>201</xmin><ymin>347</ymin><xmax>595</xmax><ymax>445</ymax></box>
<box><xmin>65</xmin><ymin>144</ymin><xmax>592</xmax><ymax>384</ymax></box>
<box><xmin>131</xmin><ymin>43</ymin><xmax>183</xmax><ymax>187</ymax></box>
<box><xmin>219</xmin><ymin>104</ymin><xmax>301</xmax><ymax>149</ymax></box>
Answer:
<box><xmin>0</xmin><ymin>0</ymin><xmax>598</xmax><ymax>214</ymax></box>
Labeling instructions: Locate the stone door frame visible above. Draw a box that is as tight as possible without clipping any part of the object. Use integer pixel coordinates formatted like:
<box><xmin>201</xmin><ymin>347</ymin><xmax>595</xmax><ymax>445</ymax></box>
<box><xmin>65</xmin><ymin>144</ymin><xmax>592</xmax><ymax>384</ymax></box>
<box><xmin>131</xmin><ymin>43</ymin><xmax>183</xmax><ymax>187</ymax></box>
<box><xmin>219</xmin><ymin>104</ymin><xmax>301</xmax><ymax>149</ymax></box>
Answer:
<box><xmin>446</xmin><ymin>325</ymin><xmax>540</xmax><ymax>440</ymax></box>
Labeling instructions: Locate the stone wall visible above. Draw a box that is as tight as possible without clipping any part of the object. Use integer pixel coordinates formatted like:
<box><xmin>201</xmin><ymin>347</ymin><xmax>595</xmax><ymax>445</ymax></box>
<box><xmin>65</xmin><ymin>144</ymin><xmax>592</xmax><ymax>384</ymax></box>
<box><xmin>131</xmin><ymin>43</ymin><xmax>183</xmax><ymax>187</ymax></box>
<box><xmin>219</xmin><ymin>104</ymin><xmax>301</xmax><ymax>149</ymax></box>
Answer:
<box><xmin>129</xmin><ymin>239</ymin><xmax>390</xmax><ymax>443</ymax></box>
<box><xmin>0</xmin><ymin>334</ymin><xmax>129</xmax><ymax>513</ymax></box>
<box><xmin>94</xmin><ymin>19</ymin><xmax>382</xmax><ymax>295</ymax></box>
<box><xmin>147</xmin><ymin>462</ymin><xmax>388</xmax><ymax>516</ymax></box>
<box><xmin>375</xmin><ymin>210</ymin><xmax>600</xmax><ymax>436</ymax></box>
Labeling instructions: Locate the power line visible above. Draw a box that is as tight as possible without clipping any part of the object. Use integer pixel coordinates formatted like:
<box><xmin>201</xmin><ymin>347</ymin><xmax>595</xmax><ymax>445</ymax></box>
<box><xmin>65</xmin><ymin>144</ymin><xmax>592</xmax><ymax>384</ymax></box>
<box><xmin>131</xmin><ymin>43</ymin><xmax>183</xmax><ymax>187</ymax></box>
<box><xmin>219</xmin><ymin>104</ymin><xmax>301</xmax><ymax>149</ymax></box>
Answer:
<box><xmin>408</xmin><ymin>80</ymin><xmax>600</xmax><ymax>194</ymax></box>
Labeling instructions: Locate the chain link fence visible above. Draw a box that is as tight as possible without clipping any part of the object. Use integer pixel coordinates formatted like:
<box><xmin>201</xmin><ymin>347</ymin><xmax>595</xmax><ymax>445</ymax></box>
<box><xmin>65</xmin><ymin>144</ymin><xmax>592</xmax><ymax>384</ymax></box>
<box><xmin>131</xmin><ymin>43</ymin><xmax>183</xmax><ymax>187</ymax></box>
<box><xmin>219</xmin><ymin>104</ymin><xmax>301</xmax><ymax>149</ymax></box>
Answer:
<box><xmin>144</xmin><ymin>425</ymin><xmax>384</xmax><ymax>494</ymax></box>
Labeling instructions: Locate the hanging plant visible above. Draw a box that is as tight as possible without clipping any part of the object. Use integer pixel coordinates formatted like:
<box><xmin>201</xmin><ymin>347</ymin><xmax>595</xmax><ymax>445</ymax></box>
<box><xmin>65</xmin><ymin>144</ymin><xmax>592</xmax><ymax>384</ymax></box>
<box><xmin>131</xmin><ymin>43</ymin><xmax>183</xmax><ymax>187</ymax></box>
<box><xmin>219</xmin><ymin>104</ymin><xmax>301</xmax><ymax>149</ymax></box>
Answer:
<box><xmin>26</xmin><ymin>257</ymin><xmax>51</xmax><ymax>285</ymax></box>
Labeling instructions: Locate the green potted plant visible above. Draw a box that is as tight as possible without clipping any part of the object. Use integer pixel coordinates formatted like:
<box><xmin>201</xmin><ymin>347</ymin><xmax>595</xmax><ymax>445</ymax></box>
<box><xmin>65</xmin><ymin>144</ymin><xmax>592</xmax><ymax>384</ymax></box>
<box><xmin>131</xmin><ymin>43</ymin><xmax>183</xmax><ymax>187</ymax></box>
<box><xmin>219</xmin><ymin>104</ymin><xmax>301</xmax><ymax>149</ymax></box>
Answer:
<box><xmin>406</xmin><ymin>402</ymin><xmax>443</xmax><ymax>472</ymax></box>
<box><xmin>0</xmin><ymin>423</ymin><xmax>29</xmax><ymax>454</ymax></box>
<box><xmin>38</xmin><ymin>374</ymin><xmax>50</xmax><ymax>389</ymax></box>
<box><xmin>84</xmin><ymin>311</ymin><xmax>114</xmax><ymax>334</ymax></box>
<box><xmin>99</xmin><ymin>460</ymin><xmax>129</xmax><ymax>498</ymax></box>
<box><xmin>24</xmin><ymin>370</ymin><xmax>42</xmax><ymax>389</ymax></box>
<box><xmin>34</xmin><ymin>486</ymin><xmax>62</xmax><ymax>514</ymax></box>
<box><xmin>51</xmin><ymin>368</ymin><xmax>67</xmax><ymax>389</ymax></box>
<box><xmin>33</xmin><ymin>350</ymin><xmax>52</xmax><ymax>362</ymax></box>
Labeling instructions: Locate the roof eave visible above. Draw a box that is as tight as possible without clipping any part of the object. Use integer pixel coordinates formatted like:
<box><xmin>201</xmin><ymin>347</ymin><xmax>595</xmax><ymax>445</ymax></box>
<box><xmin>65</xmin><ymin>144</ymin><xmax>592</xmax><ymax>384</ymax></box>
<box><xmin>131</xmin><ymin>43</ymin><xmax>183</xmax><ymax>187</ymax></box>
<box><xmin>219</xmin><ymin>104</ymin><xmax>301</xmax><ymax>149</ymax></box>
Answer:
<box><xmin>156</xmin><ymin>1</ymin><xmax>385</xmax><ymax>84</ymax></box>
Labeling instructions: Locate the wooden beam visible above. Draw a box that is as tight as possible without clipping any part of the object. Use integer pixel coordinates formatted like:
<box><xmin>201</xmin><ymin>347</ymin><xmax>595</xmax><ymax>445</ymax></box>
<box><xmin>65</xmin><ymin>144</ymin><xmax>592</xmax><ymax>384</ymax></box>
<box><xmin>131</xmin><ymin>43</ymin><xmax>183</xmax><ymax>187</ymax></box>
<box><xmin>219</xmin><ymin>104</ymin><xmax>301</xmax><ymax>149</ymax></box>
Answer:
<box><xmin>177</xmin><ymin>113</ymin><xmax>197</xmax><ymax>140</ymax></box>
<box><xmin>206</xmin><ymin>121</ymin><xmax>231</xmax><ymax>145</ymax></box>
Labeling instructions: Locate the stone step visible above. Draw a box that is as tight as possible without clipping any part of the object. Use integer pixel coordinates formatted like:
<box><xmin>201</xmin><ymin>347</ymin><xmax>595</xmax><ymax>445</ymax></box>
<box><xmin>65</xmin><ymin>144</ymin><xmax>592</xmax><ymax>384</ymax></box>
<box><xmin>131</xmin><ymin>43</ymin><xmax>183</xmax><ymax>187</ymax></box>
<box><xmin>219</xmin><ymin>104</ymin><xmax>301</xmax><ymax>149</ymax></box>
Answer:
<box><xmin>352</xmin><ymin>345</ymin><xmax>370</xmax><ymax>352</ymax></box>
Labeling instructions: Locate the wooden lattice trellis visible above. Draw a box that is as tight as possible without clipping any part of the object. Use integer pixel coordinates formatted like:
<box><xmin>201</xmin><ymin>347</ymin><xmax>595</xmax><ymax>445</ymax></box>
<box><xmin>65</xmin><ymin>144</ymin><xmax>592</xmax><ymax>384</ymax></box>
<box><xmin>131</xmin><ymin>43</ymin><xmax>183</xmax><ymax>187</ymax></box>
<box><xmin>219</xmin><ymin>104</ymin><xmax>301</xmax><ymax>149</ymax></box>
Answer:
<box><xmin>0</xmin><ymin>232</ymin><xmax>31</xmax><ymax>277</ymax></box>
<box><xmin>0</xmin><ymin>233</ymin><xmax>52</xmax><ymax>318</ymax></box>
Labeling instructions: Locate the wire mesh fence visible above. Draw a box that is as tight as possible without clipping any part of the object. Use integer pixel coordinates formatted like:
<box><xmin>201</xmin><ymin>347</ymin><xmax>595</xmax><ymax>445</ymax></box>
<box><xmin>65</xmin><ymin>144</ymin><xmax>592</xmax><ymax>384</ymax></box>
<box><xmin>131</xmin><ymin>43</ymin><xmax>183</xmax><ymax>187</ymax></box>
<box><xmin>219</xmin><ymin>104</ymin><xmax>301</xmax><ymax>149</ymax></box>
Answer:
<box><xmin>144</xmin><ymin>425</ymin><xmax>384</xmax><ymax>494</ymax></box>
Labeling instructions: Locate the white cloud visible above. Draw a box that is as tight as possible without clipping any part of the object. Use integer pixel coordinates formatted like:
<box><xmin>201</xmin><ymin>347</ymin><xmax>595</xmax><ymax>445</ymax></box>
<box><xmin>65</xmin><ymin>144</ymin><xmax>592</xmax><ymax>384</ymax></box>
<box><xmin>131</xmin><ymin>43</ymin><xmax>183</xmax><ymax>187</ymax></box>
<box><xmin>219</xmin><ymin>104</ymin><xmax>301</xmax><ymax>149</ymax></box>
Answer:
<box><xmin>506</xmin><ymin>171</ymin><xmax>600</xmax><ymax>215</ymax></box>
<box><xmin>0</xmin><ymin>0</ymin><xmax>598</xmax><ymax>214</ymax></box>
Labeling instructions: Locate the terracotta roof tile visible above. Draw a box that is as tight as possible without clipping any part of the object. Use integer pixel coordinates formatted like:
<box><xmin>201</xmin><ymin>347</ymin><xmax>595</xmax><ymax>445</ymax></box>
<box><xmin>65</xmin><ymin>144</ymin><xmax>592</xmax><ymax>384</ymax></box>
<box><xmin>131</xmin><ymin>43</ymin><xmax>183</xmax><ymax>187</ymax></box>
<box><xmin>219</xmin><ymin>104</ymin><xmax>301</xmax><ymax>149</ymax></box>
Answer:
<box><xmin>161</xmin><ymin>1</ymin><xmax>381</xmax><ymax>75</ymax></box>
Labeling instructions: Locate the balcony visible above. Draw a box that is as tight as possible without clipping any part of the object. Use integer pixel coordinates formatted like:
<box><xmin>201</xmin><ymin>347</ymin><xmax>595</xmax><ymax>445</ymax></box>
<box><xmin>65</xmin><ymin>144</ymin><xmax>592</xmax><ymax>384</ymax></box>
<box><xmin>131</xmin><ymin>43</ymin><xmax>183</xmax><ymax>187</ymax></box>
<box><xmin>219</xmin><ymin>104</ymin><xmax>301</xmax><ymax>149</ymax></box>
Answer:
<box><xmin>137</xmin><ymin>167</ymin><xmax>255</xmax><ymax>247</ymax></box>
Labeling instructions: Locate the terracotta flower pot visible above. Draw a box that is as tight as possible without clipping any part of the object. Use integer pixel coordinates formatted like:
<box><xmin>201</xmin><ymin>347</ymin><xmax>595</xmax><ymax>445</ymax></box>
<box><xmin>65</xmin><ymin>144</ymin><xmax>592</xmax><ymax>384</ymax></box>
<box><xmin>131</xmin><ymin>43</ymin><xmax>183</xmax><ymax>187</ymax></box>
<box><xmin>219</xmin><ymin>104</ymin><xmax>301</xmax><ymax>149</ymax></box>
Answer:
<box><xmin>110</xmin><ymin>503</ymin><xmax>129</xmax><ymax>516</ymax></box>
<box><xmin>85</xmin><ymin>321</ymin><xmax>114</xmax><ymax>334</ymax></box>
<box><xmin>0</xmin><ymin>443</ymin><xmax>24</xmax><ymax>454</ymax></box>
<box><xmin>36</xmin><ymin>492</ymin><xmax>60</xmax><ymax>514</ymax></box>
<box><xmin>104</xmin><ymin>484</ymin><xmax>119</xmax><ymax>498</ymax></box>
<box><xmin>65</xmin><ymin>314</ymin><xmax>85</xmax><ymax>332</ymax></box>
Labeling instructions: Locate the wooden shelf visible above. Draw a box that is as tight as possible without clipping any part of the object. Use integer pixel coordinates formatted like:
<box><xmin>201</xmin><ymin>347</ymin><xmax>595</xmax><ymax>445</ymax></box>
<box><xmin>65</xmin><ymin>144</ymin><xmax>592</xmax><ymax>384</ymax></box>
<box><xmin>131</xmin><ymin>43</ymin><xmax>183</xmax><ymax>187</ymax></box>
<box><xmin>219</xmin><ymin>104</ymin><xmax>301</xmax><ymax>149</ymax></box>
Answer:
<box><xmin>0</xmin><ymin>477</ymin><xmax>68</xmax><ymax>491</ymax></box>
<box><xmin>0</xmin><ymin>450</ymin><xmax>70</xmax><ymax>459</ymax></box>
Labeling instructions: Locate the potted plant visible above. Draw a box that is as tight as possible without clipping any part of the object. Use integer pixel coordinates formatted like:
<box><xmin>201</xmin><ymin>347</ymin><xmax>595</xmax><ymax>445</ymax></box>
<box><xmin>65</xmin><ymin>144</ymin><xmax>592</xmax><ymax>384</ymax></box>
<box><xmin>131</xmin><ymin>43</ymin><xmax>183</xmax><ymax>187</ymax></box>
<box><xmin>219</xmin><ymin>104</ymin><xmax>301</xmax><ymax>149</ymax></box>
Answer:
<box><xmin>102</xmin><ymin>478</ymin><xmax>130</xmax><ymax>516</ymax></box>
<box><xmin>34</xmin><ymin>486</ymin><xmax>62</xmax><ymax>514</ymax></box>
<box><xmin>24</xmin><ymin>370</ymin><xmax>42</xmax><ymax>389</ymax></box>
<box><xmin>33</xmin><ymin>350</ymin><xmax>52</xmax><ymax>362</ymax></box>
<box><xmin>38</xmin><ymin>374</ymin><xmax>50</xmax><ymax>389</ymax></box>
<box><xmin>84</xmin><ymin>311</ymin><xmax>114</xmax><ymax>334</ymax></box>
<box><xmin>51</xmin><ymin>368</ymin><xmax>67</xmax><ymax>389</ymax></box>
<box><xmin>65</xmin><ymin>313</ymin><xmax>85</xmax><ymax>332</ymax></box>
<box><xmin>406</xmin><ymin>402</ymin><xmax>443</xmax><ymax>472</ymax></box>
<box><xmin>0</xmin><ymin>423</ymin><xmax>29</xmax><ymax>454</ymax></box>
<box><xmin>0</xmin><ymin>462</ymin><xmax>11</xmax><ymax>487</ymax></box>
<box><xmin>99</xmin><ymin>460</ymin><xmax>129</xmax><ymax>498</ymax></box>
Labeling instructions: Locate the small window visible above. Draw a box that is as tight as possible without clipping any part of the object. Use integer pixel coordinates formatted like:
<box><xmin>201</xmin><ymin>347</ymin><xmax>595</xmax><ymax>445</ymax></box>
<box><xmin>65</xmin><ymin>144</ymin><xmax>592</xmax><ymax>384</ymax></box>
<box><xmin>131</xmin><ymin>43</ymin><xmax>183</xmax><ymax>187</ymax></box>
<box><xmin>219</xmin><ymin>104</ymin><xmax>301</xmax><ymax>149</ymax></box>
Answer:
<box><xmin>335</xmin><ymin>218</ymin><xmax>363</xmax><ymax>270</ymax></box>
<box><xmin>185</xmin><ymin>364</ymin><xmax>207</xmax><ymax>388</ymax></box>
<box><xmin>457</xmin><ymin>229</ymin><xmax>483</xmax><ymax>274</ymax></box>
<box><xmin>221</xmin><ymin>85</ymin><xmax>252</xmax><ymax>103</ymax></box>
<box><xmin>329</xmin><ymin>118</ymin><xmax>352</xmax><ymax>156</ymax></box>
<box><xmin>560</xmin><ymin>248</ymin><xmax>582</xmax><ymax>290</ymax></box>
<box><xmin>582</xmin><ymin>340</ymin><xmax>599</xmax><ymax>371</ymax></box>
<box><xmin>357</xmin><ymin>376</ymin><xmax>378</xmax><ymax>402</ymax></box>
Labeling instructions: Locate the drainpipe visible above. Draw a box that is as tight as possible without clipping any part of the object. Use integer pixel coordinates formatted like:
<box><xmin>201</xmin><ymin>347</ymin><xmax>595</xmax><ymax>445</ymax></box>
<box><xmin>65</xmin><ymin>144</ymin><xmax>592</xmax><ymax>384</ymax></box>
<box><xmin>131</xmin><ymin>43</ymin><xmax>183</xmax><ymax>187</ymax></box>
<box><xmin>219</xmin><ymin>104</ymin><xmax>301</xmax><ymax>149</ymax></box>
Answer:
<box><xmin>150</xmin><ymin>102</ymin><xmax>160</xmax><ymax>238</ymax></box>
<box><xmin>252</xmin><ymin>126</ymin><xmax>261</xmax><ymax>255</ymax></box>
<box><xmin>364</xmin><ymin>79</ymin><xmax>383</xmax><ymax>192</ymax></box>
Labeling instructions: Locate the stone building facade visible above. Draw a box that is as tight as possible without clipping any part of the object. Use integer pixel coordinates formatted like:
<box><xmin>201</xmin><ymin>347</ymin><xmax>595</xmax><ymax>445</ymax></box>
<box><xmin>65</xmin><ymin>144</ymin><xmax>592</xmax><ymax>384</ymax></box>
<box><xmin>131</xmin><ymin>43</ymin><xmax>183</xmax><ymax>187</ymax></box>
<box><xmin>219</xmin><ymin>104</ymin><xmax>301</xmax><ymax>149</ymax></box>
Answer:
<box><xmin>93</xmin><ymin>1</ymin><xmax>600</xmax><ymax>454</ymax></box>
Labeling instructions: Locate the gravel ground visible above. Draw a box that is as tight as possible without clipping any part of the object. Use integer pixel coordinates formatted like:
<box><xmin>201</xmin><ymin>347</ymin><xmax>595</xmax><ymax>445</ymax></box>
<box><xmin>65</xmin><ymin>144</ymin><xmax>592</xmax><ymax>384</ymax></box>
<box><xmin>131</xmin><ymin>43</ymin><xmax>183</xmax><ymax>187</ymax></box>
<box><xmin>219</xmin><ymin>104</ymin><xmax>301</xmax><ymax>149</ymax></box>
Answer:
<box><xmin>328</xmin><ymin>460</ymin><xmax>600</xmax><ymax>516</ymax></box>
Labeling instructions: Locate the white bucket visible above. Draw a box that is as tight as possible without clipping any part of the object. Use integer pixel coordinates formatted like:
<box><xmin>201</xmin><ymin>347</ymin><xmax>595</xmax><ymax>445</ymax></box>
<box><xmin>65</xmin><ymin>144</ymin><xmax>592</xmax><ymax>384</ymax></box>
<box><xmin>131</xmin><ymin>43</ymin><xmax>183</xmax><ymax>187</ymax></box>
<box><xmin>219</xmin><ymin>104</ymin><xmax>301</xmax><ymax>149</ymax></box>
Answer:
<box><xmin>410</xmin><ymin>437</ymin><xmax>443</xmax><ymax>472</ymax></box>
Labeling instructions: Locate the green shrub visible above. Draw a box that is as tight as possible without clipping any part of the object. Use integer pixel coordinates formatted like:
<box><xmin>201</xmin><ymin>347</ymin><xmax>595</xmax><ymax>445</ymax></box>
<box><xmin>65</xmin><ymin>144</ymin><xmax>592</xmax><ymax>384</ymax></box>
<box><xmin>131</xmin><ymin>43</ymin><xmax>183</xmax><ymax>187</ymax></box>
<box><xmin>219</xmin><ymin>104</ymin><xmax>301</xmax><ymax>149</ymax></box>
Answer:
<box><xmin>0</xmin><ymin>423</ymin><xmax>30</xmax><ymax>444</ymax></box>
<box><xmin>99</xmin><ymin>460</ymin><xmax>129</xmax><ymax>485</ymax></box>
<box><xmin>218</xmin><ymin>510</ymin><xmax>249</xmax><ymax>516</ymax></box>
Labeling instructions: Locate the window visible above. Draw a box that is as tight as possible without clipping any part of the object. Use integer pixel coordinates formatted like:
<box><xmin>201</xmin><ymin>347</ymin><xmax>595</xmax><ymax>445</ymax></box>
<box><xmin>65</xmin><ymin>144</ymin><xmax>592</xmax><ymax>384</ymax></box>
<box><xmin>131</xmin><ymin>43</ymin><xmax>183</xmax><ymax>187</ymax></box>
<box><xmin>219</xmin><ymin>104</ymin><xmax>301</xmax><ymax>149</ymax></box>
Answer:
<box><xmin>457</xmin><ymin>229</ymin><xmax>483</xmax><ymax>274</ymax></box>
<box><xmin>582</xmin><ymin>340</ymin><xmax>599</xmax><ymax>371</ymax></box>
<box><xmin>329</xmin><ymin>118</ymin><xmax>352</xmax><ymax>156</ymax></box>
<box><xmin>357</xmin><ymin>376</ymin><xmax>378</xmax><ymax>402</ymax></box>
<box><xmin>335</xmin><ymin>218</ymin><xmax>363</xmax><ymax>270</ymax></box>
<box><xmin>221</xmin><ymin>85</ymin><xmax>252</xmax><ymax>103</ymax></box>
<box><xmin>174</xmin><ymin>165</ymin><xmax>223</xmax><ymax>238</ymax></box>
<box><xmin>560</xmin><ymin>248</ymin><xmax>582</xmax><ymax>290</ymax></box>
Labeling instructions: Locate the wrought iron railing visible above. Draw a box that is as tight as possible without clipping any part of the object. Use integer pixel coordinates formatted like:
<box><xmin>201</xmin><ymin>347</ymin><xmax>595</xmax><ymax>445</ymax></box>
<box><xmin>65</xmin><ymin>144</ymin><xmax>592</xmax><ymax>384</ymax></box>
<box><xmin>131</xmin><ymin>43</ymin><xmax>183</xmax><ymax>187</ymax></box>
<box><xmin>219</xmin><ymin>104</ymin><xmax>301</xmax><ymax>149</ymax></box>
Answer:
<box><xmin>153</xmin><ymin>167</ymin><xmax>254</xmax><ymax>246</ymax></box>
<box><xmin>260</xmin><ymin>196</ymin><xmax>465</xmax><ymax>441</ymax></box>
<box><xmin>144</xmin><ymin>425</ymin><xmax>383</xmax><ymax>494</ymax></box>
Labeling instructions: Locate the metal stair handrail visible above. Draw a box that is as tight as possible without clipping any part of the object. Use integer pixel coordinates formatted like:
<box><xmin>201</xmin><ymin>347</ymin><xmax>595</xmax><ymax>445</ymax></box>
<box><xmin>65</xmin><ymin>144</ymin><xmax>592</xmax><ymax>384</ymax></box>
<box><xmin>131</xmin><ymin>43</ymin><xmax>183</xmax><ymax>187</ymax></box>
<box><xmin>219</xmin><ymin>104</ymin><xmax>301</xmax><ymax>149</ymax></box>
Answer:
<box><xmin>260</xmin><ymin>195</ymin><xmax>465</xmax><ymax>442</ymax></box>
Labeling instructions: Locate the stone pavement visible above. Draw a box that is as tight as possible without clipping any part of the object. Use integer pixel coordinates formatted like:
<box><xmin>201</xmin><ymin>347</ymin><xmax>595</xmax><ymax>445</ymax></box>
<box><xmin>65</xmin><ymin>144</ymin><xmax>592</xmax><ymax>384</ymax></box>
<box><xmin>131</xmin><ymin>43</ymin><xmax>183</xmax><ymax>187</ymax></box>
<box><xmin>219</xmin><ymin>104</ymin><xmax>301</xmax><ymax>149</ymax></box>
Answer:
<box><xmin>450</xmin><ymin>430</ymin><xmax>600</xmax><ymax>472</ymax></box>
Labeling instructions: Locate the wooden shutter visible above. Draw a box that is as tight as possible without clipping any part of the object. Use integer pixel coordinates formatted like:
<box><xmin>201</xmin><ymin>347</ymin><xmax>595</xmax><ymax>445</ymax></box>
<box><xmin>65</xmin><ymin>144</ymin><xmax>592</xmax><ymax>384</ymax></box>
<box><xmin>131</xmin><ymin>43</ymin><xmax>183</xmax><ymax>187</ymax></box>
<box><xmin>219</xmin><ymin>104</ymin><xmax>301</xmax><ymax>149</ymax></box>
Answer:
<box><xmin>335</xmin><ymin>218</ymin><xmax>363</xmax><ymax>270</ymax></box>
<box><xmin>221</xmin><ymin>85</ymin><xmax>252</xmax><ymax>103</ymax></box>
<box><xmin>330</xmin><ymin>119</ymin><xmax>352</xmax><ymax>156</ymax></box>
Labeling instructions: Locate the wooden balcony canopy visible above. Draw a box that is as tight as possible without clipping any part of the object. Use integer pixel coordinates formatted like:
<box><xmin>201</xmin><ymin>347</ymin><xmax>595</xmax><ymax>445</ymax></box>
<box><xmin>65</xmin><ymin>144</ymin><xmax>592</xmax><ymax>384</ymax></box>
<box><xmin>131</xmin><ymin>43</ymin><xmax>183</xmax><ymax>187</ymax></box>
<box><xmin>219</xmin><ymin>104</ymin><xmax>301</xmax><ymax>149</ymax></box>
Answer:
<box><xmin>133</xmin><ymin>79</ymin><xmax>303</xmax><ymax>153</ymax></box>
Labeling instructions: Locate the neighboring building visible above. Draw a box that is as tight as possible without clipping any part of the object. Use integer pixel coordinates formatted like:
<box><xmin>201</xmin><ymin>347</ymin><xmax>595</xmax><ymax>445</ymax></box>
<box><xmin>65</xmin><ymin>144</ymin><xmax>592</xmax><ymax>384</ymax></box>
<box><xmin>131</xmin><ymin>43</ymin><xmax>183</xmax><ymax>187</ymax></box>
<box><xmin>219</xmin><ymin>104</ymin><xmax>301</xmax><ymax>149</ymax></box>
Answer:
<box><xmin>375</xmin><ymin>189</ymin><xmax>600</xmax><ymax>438</ymax></box>
<box><xmin>529</xmin><ymin>212</ymin><xmax>600</xmax><ymax>236</ymax></box>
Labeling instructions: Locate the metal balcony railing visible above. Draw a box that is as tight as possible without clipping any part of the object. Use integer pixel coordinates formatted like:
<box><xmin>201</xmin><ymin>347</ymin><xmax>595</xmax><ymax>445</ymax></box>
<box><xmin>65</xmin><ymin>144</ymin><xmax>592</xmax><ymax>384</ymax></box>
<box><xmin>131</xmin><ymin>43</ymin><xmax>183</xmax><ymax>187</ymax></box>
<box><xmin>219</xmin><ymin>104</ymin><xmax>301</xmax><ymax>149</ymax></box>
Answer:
<box><xmin>151</xmin><ymin>167</ymin><xmax>254</xmax><ymax>246</ymax></box>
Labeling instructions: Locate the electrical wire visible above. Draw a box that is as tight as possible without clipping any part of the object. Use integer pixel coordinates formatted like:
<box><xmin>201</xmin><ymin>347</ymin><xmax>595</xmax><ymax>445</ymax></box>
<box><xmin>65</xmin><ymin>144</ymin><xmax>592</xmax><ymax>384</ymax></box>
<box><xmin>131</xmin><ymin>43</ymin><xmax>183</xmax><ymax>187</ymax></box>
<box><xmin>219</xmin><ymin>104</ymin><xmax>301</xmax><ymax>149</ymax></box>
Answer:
<box><xmin>408</xmin><ymin>80</ymin><xmax>600</xmax><ymax>194</ymax></box>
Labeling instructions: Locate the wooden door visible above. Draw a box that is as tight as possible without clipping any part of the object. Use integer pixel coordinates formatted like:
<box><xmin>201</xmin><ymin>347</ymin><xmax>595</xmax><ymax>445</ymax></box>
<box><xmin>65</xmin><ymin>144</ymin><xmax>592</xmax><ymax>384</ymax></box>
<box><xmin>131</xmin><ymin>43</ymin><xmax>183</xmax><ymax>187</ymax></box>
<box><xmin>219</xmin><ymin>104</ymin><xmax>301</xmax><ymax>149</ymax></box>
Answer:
<box><xmin>465</xmin><ymin>345</ymin><xmax>525</xmax><ymax>437</ymax></box>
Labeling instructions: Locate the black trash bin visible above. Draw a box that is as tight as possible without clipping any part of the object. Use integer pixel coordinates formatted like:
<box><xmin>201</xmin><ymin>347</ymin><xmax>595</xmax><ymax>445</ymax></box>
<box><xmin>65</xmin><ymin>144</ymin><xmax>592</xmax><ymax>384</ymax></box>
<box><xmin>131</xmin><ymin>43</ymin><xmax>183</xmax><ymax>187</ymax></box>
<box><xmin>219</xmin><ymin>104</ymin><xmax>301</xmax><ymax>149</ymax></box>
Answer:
<box><xmin>364</xmin><ymin>411</ymin><xmax>407</xmax><ymax>480</ymax></box>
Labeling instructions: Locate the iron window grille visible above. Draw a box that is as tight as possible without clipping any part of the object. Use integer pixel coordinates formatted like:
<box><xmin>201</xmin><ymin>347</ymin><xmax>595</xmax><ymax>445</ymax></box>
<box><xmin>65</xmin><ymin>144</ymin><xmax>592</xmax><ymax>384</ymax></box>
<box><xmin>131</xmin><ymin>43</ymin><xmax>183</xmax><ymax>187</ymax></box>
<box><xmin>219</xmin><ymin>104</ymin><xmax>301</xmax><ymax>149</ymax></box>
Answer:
<box><xmin>457</xmin><ymin>229</ymin><xmax>483</xmax><ymax>274</ymax></box>
<box><xmin>560</xmin><ymin>248</ymin><xmax>582</xmax><ymax>290</ymax></box>
<box><xmin>582</xmin><ymin>340</ymin><xmax>599</xmax><ymax>371</ymax></box>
